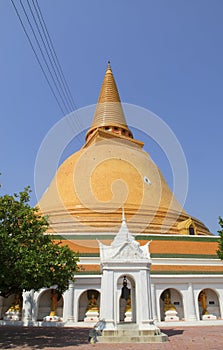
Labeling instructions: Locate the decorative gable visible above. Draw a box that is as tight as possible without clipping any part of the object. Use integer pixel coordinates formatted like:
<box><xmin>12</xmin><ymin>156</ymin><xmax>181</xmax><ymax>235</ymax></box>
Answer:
<box><xmin>98</xmin><ymin>209</ymin><xmax>151</xmax><ymax>264</ymax></box>
<box><xmin>111</xmin><ymin>242</ymin><xmax>147</xmax><ymax>260</ymax></box>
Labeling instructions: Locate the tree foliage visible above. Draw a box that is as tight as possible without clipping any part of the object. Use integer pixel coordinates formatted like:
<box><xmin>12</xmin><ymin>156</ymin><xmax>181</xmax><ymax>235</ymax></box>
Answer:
<box><xmin>216</xmin><ymin>216</ymin><xmax>223</xmax><ymax>260</ymax></box>
<box><xmin>0</xmin><ymin>186</ymin><xmax>79</xmax><ymax>298</ymax></box>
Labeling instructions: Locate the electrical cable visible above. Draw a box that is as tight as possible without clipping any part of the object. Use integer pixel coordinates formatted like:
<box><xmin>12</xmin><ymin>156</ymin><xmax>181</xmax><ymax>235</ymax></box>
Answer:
<box><xmin>33</xmin><ymin>0</ymin><xmax>76</xmax><ymax>111</ymax></box>
<box><xmin>31</xmin><ymin>0</ymin><xmax>84</xmax><ymax>137</ymax></box>
<box><xmin>10</xmin><ymin>0</ymin><xmax>66</xmax><ymax>115</ymax></box>
<box><xmin>19</xmin><ymin>0</ymin><xmax>70</xmax><ymax>114</ymax></box>
<box><xmin>26</xmin><ymin>0</ymin><xmax>73</xmax><ymax>112</ymax></box>
<box><xmin>33</xmin><ymin>0</ymin><xmax>84</xmax><ymax>131</ymax></box>
<box><xmin>10</xmin><ymin>0</ymin><xmax>84</xmax><ymax>146</ymax></box>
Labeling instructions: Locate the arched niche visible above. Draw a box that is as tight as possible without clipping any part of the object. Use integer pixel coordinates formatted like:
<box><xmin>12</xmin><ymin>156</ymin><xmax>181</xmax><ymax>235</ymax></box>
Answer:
<box><xmin>177</xmin><ymin>218</ymin><xmax>197</xmax><ymax>235</ymax></box>
<box><xmin>160</xmin><ymin>288</ymin><xmax>184</xmax><ymax>321</ymax></box>
<box><xmin>37</xmin><ymin>289</ymin><xmax>63</xmax><ymax>321</ymax></box>
<box><xmin>117</xmin><ymin>274</ymin><xmax>136</xmax><ymax>323</ymax></box>
<box><xmin>198</xmin><ymin>288</ymin><xmax>220</xmax><ymax>320</ymax></box>
<box><xmin>78</xmin><ymin>289</ymin><xmax>100</xmax><ymax>322</ymax></box>
<box><xmin>0</xmin><ymin>294</ymin><xmax>23</xmax><ymax>320</ymax></box>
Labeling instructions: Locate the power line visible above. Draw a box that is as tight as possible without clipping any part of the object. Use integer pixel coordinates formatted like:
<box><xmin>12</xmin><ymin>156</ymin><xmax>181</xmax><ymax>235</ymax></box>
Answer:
<box><xmin>10</xmin><ymin>0</ymin><xmax>84</xmax><ymax>145</ymax></box>
<box><xmin>27</xmin><ymin>0</ymin><xmax>73</xmax><ymax>112</ymax></box>
<box><xmin>33</xmin><ymin>0</ymin><xmax>77</xmax><ymax>111</ymax></box>
<box><xmin>10</xmin><ymin>0</ymin><xmax>66</xmax><ymax>114</ymax></box>
<box><xmin>31</xmin><ymin>0</ymin><xmax>84</xmax><ymax>133</ymax></box>
<box><xmin>19</xmin><ymin>0</ymin><xmax>70</xmax><ymax>113</ymax></box>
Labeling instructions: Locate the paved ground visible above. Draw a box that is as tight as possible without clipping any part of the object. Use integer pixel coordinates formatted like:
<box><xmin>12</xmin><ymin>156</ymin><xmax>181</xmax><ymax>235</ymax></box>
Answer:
<box><xmin>0</xmin><ymin>325</ymin><xmax>223</xmax><ymax>350</ymax></box>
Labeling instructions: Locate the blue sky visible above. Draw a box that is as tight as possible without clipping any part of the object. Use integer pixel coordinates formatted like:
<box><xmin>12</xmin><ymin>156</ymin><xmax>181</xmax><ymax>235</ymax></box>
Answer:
<box><xmin>0</xmin><ymin>0</ymin><xmax>223</xmax><ymax>235</ymax></box>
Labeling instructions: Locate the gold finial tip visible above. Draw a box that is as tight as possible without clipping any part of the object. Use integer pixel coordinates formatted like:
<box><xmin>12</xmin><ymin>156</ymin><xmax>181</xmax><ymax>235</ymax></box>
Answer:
<box><xmin>107</xmin><ymin>60</ymin><xmax>111</xmax><ymax>70</ymax></box>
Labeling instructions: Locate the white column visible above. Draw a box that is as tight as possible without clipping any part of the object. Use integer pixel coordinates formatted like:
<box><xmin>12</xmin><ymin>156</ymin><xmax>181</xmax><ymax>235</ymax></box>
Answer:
<box><xmin>187</xmin><ymin>283</ymin><xmax>197</xmax><ymax>321</ymax></box>
<box><xmin>131</xmin><ymin>284</ymin><xmax>136</xmax><ymax>323</ymax></box>
<box><xmin>64</xmin><ymin>281</ymin><xmax>75</xmax><ymax>323</ymax></box>
<box><xmin>137</xmin><ymin>267</ymin><xmax>157</xmax><ymax>330</ymax></box>
<box><xmin>147</xmin><ymin>268</ymin><xmax>153</xmax><ymax>320</ymax></box>
<box><xmin>151</xmin><ymin>283</ymin><xmax>158</xmax><ymax>321</ymax></box>
<box><xmin>32</xmin><ymin>291</ymin><xmax>39</xmax><ymax>321</ymax></box>
<box><xmin>100</xmin><ymin>269</ymin><xmax>115</xmax><ymax>329</ymax></box>
<box><xmin>138</xmin><ymin>270</ymin><xmax>147</xmax><ymax>322</ymax></box>
<box><xmin>219</xmin><ymin>290</ymin><xmax>223</xmax><ymax>319</ymax></box>
<box><xmin>137</xmin><ymin>268</ymin><xmax>152</xmax><ymax>325</ymax></box>
<box><xmin>22</xmin><ymin>290</ymin><xmax>34</xmax><ymax>325</ymax></box>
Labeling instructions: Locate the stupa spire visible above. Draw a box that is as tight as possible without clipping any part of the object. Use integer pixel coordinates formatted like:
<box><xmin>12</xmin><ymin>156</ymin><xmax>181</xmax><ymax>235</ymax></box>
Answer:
<box><xmin>97</xmin><ymin>60</ymin><xmax>121</xmax><ymax>103</ymax></box>
<box><xmin>85</xmin><ymin>61</ymin><xmax>133</xmax><ymax>142</ymax></box>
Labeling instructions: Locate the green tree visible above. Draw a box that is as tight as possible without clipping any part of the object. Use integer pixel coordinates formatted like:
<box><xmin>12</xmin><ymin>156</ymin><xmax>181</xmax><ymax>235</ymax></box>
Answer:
<box><xmin>0</xmin><ymin>186</ymin><xmax>79</xmax><ymax>298</ymax></box>
<box><xmin>217</xmin><ymin>217</ymin><xmax>223</xmax><ymax>260</ymax></box>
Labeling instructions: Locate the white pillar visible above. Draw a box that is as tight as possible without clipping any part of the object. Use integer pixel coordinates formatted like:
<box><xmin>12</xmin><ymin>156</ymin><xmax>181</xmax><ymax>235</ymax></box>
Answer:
<box><xmin>138</xmin><ymin>270</ymin><xmax>149</xmax><ymax>322</ymax></box>
<box><xmin>137</xmin><ymin>267</ymin><xmax>154</xmax><ymax>329</ymax></box>
<box><xmin>151</xmin><ymin>283</ymin><xmax>158</xmax><ymax>321</ymax></box>
<box><xmin>22</xmin><ymin>290</ymin><xmax>34</xmax><ymax>325</ymax></box>
<box><xmin>219</xmin><ymin>290</ymin><xmax>223</xmax><ymax>319</ymax></box>
<box><xmin>131</xmin><ymin>283</ymin><xmax>136</xmax><ymax>323</ymax></box>
<box><xmin>32</xmin><ymin>291</ymin><xmax>39</xmax><ymax>321</ymax></box>
<box><xmin>64</xmin><ymin>281</ymin><xmax>75</xmax><ymax>323</ymax></box>
<box><xmin>187</xmin><ymin>283</ymin><xmax>197</xmax><ymax>321</ymax></box>
<box><xmin>100</xmin><ymin>269</ymin><xmax>115</xmax><ymax>329</ymax></box>
<box><xmin>147</xmin><ymin>269</ymin><xmax>153</xmax><ymax>320</ymax></box>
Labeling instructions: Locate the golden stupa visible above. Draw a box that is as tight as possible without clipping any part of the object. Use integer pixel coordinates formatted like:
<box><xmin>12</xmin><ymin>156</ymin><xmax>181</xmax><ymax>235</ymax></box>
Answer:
<box><xmin>38</xmin><ymin>62</ymin><xmax>210</xmax><ymax>237</ymax></box>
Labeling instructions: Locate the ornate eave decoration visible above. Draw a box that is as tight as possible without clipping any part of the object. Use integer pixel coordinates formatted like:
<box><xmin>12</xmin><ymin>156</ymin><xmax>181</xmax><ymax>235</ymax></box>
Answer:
<box><xmin>98</xmin><ymin>209</ymin><xmax>151</xmax><ymax>264</ymax></box>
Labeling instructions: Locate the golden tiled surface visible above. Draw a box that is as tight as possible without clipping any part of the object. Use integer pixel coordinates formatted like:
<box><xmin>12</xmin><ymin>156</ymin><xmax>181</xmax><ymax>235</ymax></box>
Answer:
<box><xmin>37</xmin><ymin>63</ymin><xmax>211</xmax><ymax>237</ymax></box>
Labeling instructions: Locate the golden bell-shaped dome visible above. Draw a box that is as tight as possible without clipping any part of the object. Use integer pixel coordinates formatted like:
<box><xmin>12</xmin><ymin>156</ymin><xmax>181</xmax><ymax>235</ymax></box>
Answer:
<box><xmin>37</xmin><ymin>62</ymin><xmax>211</xmax><ymax>238</ymax></box>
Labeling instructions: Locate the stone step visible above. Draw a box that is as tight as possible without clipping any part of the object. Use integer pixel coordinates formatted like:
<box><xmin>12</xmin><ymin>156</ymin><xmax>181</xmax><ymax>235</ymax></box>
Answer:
<box><xmin>97</xmin><ymin>333</ymin><xmax>168</xmax><ymax>343</ymax></box>
<box><xmin>117</xmin><ymin>322</ymin><xmax>139</xmax><ymax>330</ymax></box>
<box><xmin>103</xmin><ymin>329</ymin><xmax>159</xmax><ymax>337</ymax></box>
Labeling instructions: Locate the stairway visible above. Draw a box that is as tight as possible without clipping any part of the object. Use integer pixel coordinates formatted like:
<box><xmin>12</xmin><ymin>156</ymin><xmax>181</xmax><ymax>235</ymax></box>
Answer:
<box><xmin>97</xmin><ymin>323</ymin><xmax>168</xmax><ymax>343</ymax></box>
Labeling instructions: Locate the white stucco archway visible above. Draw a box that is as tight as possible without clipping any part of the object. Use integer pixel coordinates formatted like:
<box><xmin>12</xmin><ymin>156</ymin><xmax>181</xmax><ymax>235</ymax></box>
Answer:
<box><xmin>0</xmin><ymin>294</ymin><xmax>21</xmax><ymax>320</ymax></box>
<box><xmin>37</xmin><ymin>289</ymin><xmax>63</xmax><ymax>321</ymax></box>
<box><xmin>78</xmin><ymin>289</ymin><xmax>100</xmax><ymax>321</ymax></box>
<box><xmin>116</xmin><ymin>274</ymin><xmax>136</xmax><ymax>323</ymax></box>
<box><xmin>159</xmin><ymin>288</ymin><xmax>184</xmax><ymax>321</ymax></box>
<box><xmin>198</xmin><ymin>288</ymin><xmax>220</xmax><ymax>320</ymax></box>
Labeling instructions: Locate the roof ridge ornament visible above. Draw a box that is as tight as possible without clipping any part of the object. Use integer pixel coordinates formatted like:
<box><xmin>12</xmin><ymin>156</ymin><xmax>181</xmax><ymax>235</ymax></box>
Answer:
<box><xmin>107</xmin><ymin>60</ymin><xmax>111</xmax><ymax>71</ymax></box>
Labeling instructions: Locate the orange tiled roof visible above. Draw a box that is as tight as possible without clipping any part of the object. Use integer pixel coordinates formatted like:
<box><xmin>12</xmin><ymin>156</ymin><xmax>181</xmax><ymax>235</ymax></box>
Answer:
<box><xmin>55</xmin><ymin>238</ymin><xmax>218</xmax><ymax>256</ymax></box>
